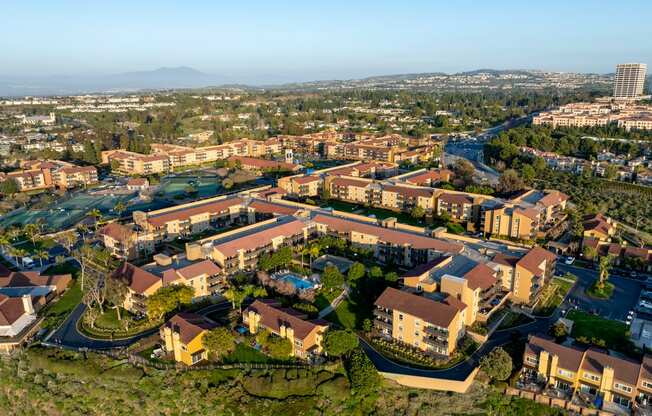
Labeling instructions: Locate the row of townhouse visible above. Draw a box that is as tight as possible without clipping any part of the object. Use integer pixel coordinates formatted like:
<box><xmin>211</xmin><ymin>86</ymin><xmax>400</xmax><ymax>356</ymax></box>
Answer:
<box><xmin>100</xmin><ymin>196</ymin><xmax>300</xmax><ymax>258</ymax></box>
<box><xmin>324</xmin><ymin>135</ymin><xmax>442</xmax><ymax>164</ymax></box>
<box><xmin>0</xmin><ymin>160</ymin><xmax>98</xmax><ymax>192</ymax></box>
<box><xmin>322</xmin><ymin>174</ymin><xmax>568</xmax><ymax>239</ymax></box>
<box><xmin>533</xmin><ymin>101</ymin><xmax>652</xmax><ymax>131</ymax></box>
<box><xmin>523</xmin><ymin>334</ymin><xmax>652</xmax><ymax>411</ymax></box>
<box><xmin>227</xmin><ymin>155</ymin><xmax>301</xmax><ymax>172</ymax></box>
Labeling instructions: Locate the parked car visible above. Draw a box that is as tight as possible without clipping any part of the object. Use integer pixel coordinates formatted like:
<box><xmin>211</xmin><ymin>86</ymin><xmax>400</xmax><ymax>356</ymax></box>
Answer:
<box><xmin>564</xmin><ymin>256</ymin><xmax>575</xmax><ymax>265</ymax></box>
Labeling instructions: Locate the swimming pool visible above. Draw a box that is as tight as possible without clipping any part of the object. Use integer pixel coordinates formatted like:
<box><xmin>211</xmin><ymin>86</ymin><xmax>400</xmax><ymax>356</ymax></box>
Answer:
<box><xmin>275</xmin><ymin>273</ymin><xmax>316</xmax><ymax>291</ymax></box>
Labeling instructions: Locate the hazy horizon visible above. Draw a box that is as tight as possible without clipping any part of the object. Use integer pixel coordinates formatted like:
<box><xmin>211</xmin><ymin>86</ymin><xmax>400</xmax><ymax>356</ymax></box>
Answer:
<box><xmin>2</xmin><ymin>0</ymin><xmax>651</xmax><ymax>84</ymax></box>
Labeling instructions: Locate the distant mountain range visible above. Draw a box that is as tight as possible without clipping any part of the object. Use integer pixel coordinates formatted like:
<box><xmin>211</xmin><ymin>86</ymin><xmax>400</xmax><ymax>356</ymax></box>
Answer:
<box><xmin>0</xmin><ymin>66</ymin><xmax>645</xmax><ymax>97</ymax></box>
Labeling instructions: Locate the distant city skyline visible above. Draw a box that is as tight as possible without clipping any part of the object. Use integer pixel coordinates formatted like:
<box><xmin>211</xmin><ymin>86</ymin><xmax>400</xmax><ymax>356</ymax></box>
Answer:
<box><xmin>1</xmin><ymin>1</ymin><xmax>652</xmax><ymax>84</ymax></box>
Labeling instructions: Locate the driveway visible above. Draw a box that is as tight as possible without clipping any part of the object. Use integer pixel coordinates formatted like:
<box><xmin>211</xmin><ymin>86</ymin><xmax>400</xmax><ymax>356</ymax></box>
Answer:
<box><xmin>558</xmin><ymin>263</ymin><xmax>642</xmax><ymax>321</ymax></box>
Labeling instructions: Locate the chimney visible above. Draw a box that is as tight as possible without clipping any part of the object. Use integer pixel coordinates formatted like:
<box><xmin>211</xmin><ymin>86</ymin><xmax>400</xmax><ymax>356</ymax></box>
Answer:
<box><xmin>22</xmin><ymin>295</ymin><xmax>34</xmax><ymax>315</ymax></box>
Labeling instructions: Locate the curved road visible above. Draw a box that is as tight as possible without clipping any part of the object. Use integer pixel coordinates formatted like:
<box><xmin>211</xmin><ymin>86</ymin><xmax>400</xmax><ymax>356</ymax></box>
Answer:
<box><xmin>49</xmin><ymin>300</ymin><xmax>231</xmax><ymax>350</ymax></box>
<box><xmin>361</xmin><ymin>309</ymin><xmax>560</xmax><ymax>381</ymax></box>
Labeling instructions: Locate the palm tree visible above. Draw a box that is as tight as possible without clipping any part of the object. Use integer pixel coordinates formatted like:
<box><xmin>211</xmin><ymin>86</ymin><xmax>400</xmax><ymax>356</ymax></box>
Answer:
<box><xmin>11</xmin><ymin>247</ymin><xmax>27</xmax><ymax>267</ymax></box>
<box><xmin>24</xmin><ymin>223</ymin><xmax>41</xmax><ymax>246</ymax></box>
<box><xmin>35</xmin><ymin>249</ymin><xmax>48</xmax><ymax>268</ymax></box>
<box><xmin>598</xmin><ymin>255</ymin><xmax>613</xmax><ymax>288</ymax></box>
<box><xmin>77</xmin><ymin>224</ymin><xmax>89</xmax><ymax>242</ymax></box>
<box><xmin>114</xmin><ymin>201</ymin><xmax>127</xmax><ymax>218</ymax></box>
<box><xmin>308</xmin><ymin>244</ymin><xmax>320</xmax><ymax>271</ymax></box>
<box><xmin>89</xmin><ymin>208</ymin><xmax>103</xmax><ymax>231</ymax></box>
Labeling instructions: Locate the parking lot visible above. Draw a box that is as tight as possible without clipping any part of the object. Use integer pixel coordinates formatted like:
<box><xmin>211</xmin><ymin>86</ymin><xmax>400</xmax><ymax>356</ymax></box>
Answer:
<box><xmin>558</xmin><ymin>263</ymin><xmax>643</xmax><ymax>322</ymax></box>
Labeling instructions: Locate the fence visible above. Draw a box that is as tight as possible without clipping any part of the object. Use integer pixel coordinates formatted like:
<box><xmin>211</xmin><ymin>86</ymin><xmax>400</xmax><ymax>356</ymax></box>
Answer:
<box><xmin>504</xmin><ymin>386</ymin><xmax>615</xmax><ymax>416</ymax></box>
<box><xmin>40</xmin><ymin>341</ymin><xmax>315</xmax><ymax>372</ymax></box>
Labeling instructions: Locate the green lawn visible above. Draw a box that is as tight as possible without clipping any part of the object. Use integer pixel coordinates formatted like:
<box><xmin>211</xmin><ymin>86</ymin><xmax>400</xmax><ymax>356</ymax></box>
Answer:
<box><xmin>497</xmin><ymin>310</ymin><xmax>534</xmax><ymax>330</ymax></box>
<box><xmin>94</xmin><ymin>308</ymin><xmax>132</xmax><ymax>331</ymax></box>
<box><xmin>41</xmin><ymin>279</ymin><xmax>82</xmax><ymax>330</ymax></box>
<box><xmin>325</xmin><ymin>299</ymin><xmax>359</xmax><ymax>329</ymax></box>
<box><xmin>313</xmin><ymin>289</ymin><xmax>340</xmax><ymax>311</ymax></box>
<box><xmin>586</xmin><ymin>281</ymin><xmax>615</xmax><ymax>299</ymax></box>
<box><xmin>222</xmin><ymin>343</ymin><xmax>272</xmax><ymax>364</ymax></box>
<box><xmin>566</xmin><ymin>310</ymin><xmax>628</xmax><ymax>348</ymax></box>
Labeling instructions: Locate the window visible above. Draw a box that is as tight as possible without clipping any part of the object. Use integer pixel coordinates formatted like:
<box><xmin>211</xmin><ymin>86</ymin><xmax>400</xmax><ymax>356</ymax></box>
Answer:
<box><xmin>583</xmin><ymin>372</ymin><xmax>600</xmax><ymax>382</ymax></box>
<box><xmin>642</xmin><ymin>380</ymin><xmax>652</xmax><ymax>389</ymax></box>
<box><xmin>615</xmin><ymin>382</ymin><xmax>633</xmax><ymax>393</ymax></box>
<box><xmin>525</xmin><ymin>355</ymin><xmax>539</xmax><ymax>366</ymax></box>
<box><xmin>398</xmin><ymin>314</ymin><xmax>403</xmax><ymax>321</ymax></box>
<box><xmin>558</xmin><ymin>369</ymin><xmax>574</xmax><ymax>378</ymax></box>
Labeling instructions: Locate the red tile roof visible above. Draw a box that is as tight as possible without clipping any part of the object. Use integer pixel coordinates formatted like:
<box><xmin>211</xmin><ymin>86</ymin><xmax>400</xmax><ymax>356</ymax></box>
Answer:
<box><xmin>147</xmin><ymin>197</ymin><xmax>243</xmax><ymax>227</ymax></box>
<box><xmin>538</xmin><ymin>191</ymin><xmax>569</xmax><ymax>208</ymax></box>
<box><xmin>375</xmin><ymin>287</ymin><xmax>465</xmax><ymax>328</ymax></box>
<box><xmin>213</xmin><ymin>219</ymin><xmax>307</xmax><ymax>258</ymax></box>
<box><xmin>383</xmin><ymin>185</ymin><xmax>434</xmax><ymax>199</ymax></box>
<box><xmin>0</xmin><ymin>272</ymin><xmax>71</xmax><ymax>293</ymax></box>
<box><xmin>313</xmin><ymin>214</ymin><xmax>463</xmax><ymax>253</ymax></box>
<box><xmin>248</xmin><ymin>200</ymin><xmax>299</xmax><ymax>216</ymax></box>
<box><xmin>438</xmin><ymin>192</ymin><xmax>473</xmax><ymax>205</ymax></box>
<box><xmin>293</xmin><ymin>175</ymin><xmax>320</xmax><ymax>184</ymax></box>
<box><xmin>162</xmin><ymin>260</ymin><xmax>221</xmax><ymax>285</ymax></box>
<box><xmin>330</xmin><ymin>177</ymin><xmax>371</xmax><ymax>188</ymax></box>
<box><xmin>99</xmin><ymin>222</ymin><xmax>134</xmax><ymax>242</ymax></box>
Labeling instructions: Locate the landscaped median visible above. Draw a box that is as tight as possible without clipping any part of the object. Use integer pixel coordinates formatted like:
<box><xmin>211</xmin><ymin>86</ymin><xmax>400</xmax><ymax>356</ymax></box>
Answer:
<box><xmin>78</xmin><ymin>307</ymin><xmax>161</xmax><ymax>340</ymax></box>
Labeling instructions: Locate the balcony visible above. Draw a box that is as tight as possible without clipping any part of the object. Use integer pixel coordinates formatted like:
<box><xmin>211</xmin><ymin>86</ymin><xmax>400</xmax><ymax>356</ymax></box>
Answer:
<box><xmin>374</xmin><ymin>308</ymin><xmax>392</xmax><ymax>321</ymax></box>
<box><xmin>424</xmin><ymin>325</ymin><xmax>448</xmax><ymax>338</ymax></box>
<box><xmin>422</xmin><ymin>336</ymin><xmax>448</xmax><ymax>349</ymax></box>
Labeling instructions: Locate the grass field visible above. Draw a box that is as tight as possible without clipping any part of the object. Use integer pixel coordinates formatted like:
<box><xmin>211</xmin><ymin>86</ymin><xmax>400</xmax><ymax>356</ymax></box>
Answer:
<box><xmin>222</xmin><ymin>343</ymin><xmax>274</xmax><ymax>364</ymax></box>
<box><xmin>566</xmin><ymin>310</ymin><xmax>628</xmax><ymax>348</ymax></box>
<box><xmin>41</xmin><ymin>279</ymin><xmax>82</xmax><ymax>330</ymax></box>
<box><xmin>325</xmin><ymin>299</ymin><xmax>359</xmax><ymax>329</ymax></box>
<box><xmin>534</xmin><ymin>275</ymin><xmax>576</xmax><ymax>316</ymax></box>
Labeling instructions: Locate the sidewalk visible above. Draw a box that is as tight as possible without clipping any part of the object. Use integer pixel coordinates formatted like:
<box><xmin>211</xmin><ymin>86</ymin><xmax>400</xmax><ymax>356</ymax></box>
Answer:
<box><xmin>318</xmin><ymin>286</ymin><xmax>348</xmax><ymax>319</ymax></box>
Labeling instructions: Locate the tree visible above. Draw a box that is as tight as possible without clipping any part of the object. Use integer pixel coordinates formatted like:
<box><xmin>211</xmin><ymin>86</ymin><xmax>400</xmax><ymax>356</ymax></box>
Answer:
<box><xmin>114</xmin><ymin>201</ymin><xmax>127</xmax><ymax>217</ymax></box>
<box><xmin>520</xmin><ymin>163</ymin><xmax>536</xmax><ymax>183</ymax></box>
<box><xmin>347</xmin><ymin>262</ymin><xmax>365</xmax><ymax>282</ymax></box>
<box><xmin>497</xmin><ymin>169</ymin><xmax>525</xmax><ymax>193</ymax></box>
<box><xmin>266</xmin><ymin>336</ymin><xmax>292</xmax><ymax>359</ymax></box>
<box><xmin>384</xmin><ymin>271</ymin><xmax>399</xmax><ymax>284</ymax></box>
<box><xmin>604</xmin><ymin>164</ymin><xmax>619</xmax><ymax>180</ymax></box>
<box><xmin>202</xmin><ymin>327</ymin><xmax>235</xmax><ymax>359</ymax></box>
<box><xmin>0</xmin><ymin>178</ymin><xmax>19</xmax><ymax>195</ymax></box>
<box><xmin>552</xmin><ymin>322</ymin><xmax>568</xmax><ymax>339</ymax></box>
<box><xmin>362</xmin><ymin>318</ymin><xmax>372</xmax><ymax>333</ymax></box>
<box><xmin>410</xmin><ymin>206</ymin><xmax>425</xmax><ymax>220</ymax></box>
<box><xmin>598</xmin><ymin>255</ymin><xmax>613</xmax><ymax>288</ymax></box>
<box><xmin>146</xmin><ymin>285</ymin><xmax>194</xmax><ymax>320</ymax></box>
<box><xmin>34</xmin><ymin>249</ymin><xmax>48</xmax><ymax>268</ymax></box>
<box><xmin>480</xmin><ymin>347</ymin><xmax>513</xmax><ymax>381</ymax></box>
<box><xmin>322</xmin><ymin>265</ymin><xmax>344</xmax><ymax>291</ymax></box>
<box><xmin>368</xmin><ymin>266</ymin><xmax>383</xmax><ymax>280</ymax></box>
<box><xmin>105</xmin><ymin>277</ymin><xmax>129</xmax><ymax>321</ymax></box>
<box><xmin>453</xmin><ymin>159</ymin><xmax>475</xmax><ymax>186</ymax></box>
<box><xmin>324</xmin><ymin>329</ymin><xmax>358</xmax><ymax>357</ymax></box>
<box><xmin>346</xmin><ymin>348</ymin><xmax>380</xmax><ymax>393</ymax></box>
<box><xmin>582</xmin><ymin>245</ymin><xmax>598</xmax><ymax>261</ymax></box>
<box><xmin>24</xmin><ymin>223</ymin><xmax>41</xmax><ymax>246</ymax></box>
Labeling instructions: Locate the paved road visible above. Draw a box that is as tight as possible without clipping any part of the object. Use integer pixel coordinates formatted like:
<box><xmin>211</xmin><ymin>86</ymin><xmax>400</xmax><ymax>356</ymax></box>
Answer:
<box><xmin>48</xmin><ymin>303</ymin><xmax>159</xmax><ymax>349</ymax></box>
<box><xmin>558</xmin><ymin>263</ymin><xmax>642</xmax><ymax>322</ymax></box>
<box><xmin>361</xmin><ymin>310</ymin><xmax>559</xmax><ymax>380</ymax></box>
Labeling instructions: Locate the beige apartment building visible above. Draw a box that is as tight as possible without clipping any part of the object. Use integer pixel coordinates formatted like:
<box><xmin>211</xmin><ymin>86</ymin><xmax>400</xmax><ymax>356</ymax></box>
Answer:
<box><xmin>102</xmin><ymin>150</ymin><xmax>171</xmax><ymax>175</ymax></box>
<box><xmin>0</xmin><ymin>160</ymin><xmax>98</xmax><ymax>191</ymax></box>
<box><xmin>277</xmin><ymin>175</ymin><xmax>322</xmax><ymax>197</ymax></box>
<box><xmin>243</xmin><ymin>299</ymin><xmax>329</xmax><ymax>359</ymax></box>
<box><xmin>492</xmin><ymin>247</ymin><xmax>557</xmax><ymax>304</ymax></box>
<box><xmin>373</xmin><ymin>287</ymin><xmax>467</xmax><ymax>357</ymax></box>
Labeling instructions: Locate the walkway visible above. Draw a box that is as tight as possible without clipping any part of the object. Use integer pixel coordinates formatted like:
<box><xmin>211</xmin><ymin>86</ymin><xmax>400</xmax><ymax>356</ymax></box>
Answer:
<box><xmin>318</xmin><ymin>286</ymin><xmax>348</xmax><ymax>319</ymax></box>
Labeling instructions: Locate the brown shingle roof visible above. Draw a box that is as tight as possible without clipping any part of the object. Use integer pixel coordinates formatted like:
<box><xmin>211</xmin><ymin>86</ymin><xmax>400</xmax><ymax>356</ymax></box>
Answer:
<box><xmin>0</xmin><ymin>294</ymin><xmax>28</xmax><ymax>326</ymax></box>
<box><xmin>517</xmin><ymin>247</ymin><xmax>556</xmax><ymax>277</ymax></box>
<box><xmin>99</xmin><ymin>222</ymin><xmax>133</xmax><ymax>242</ymax></box>
<box><xmin>330</xmin><ymin>177</ymin><xmax>371</xmax><ymax>188</ymax></box>
<box><xmin>0</xmin><ymin>272</ymin><xmax>71</xmax><ymax>293</ymax></box>
<box><xmin>525</xmin><ymin>335</ymin><xmax>584</xmax><ymax>371</ymax></box>
<box><xmin>313</xmin><ymin>214</ymin><xmax>463</xmax><ymax>253</ymax></box>
<box><xmin>402</xmin><ymin>257</ymin><xmax>450</xmax><ymax>279</ymax></box>
<box><xmin>374</xmin><ymin>287</ymin><xmax>465</xmax><ymax>328</ymax></box>
<box><xmin>248</xmin><ymin>200</ymin><xmax>299</xmax><ymax>216</ymax></box>
<box><xmin>293</xmin><ymin>175</ymin><xmax>320</xmax><ymax>184</ymax></box>
<box><xmin>438</xmin><ymin>192</ymin><xmax>473</xmax><ymax>205</ymax></box>
<box><xmin>383</xmin><ymin>185</ymin><xmax>433</xmax><ymax>199</ymax></box>
<box><xmin>464</xmin><ymin>263</ymin><xmax>497</xmax><ymax>290</ymax></box>
<box><xmin>538</xmin><ymin>191</ymin><xmax>569</xmax><ymax>208</ymax></box>
<box><xmin>492</xmin><ymin>253</ymin><xmax>519</xmax><ymax>268</ymax></box>
<box><xmin>111</xmin><ymin>262</ymin><xmax>161</xmax><ymax>295</ymax></box>
<box><xmin>147</xmin><ymin>197</ymin><xmax>244</xmax><ymax>227</ymax></box>
<box><xmin>582</xmin><ymin>348</ymin><xmax>641</xmax><ymax>386</ymax></box>
<box><xmin>244</xmin><ymin>299</ymin><xmax>326</xmax><ymax>340</ymax></box>
<box><xmin>162</xmin><ymin>260</ymin><xmax>221</xmax><ymax>285</ymax></box>
<box><xmin>163</xmin><ymin>312</ymin><xmax>217</xmax><ymax>344</ymax></box>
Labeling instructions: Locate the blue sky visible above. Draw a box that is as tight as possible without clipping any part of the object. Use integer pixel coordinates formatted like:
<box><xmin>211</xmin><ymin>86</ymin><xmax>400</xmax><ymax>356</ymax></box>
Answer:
<box><xmin>1</xmin><ymin>0</ymin><xmax>651</xmax><ymax>83</ymax></box>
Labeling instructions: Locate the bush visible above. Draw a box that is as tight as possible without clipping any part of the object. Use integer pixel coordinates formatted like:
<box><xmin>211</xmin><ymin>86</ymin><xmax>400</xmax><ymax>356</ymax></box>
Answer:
<box><xmin>346</xmin><ymin>348</ymin><xmax>380</xmax><ymax>394</ymax></box>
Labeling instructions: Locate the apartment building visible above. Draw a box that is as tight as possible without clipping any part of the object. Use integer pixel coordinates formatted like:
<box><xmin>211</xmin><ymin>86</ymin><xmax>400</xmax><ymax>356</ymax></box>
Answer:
<box><xmin>492</xmin><ymin>247</ymin><xmax>556</xmax><ymax>304</ymax></box>
<box><xmin>133</xmin><ymin>196</ymin><xmax>246</xmax><ymax>244</ymax></box>
<box><xmin>328</xmin><ymin>161</ymin><xmax>399</xmax><ymax>179</ymax></box>
<box><xmin>243</xmin><ymin>299</ymin><xmax>329</xmax><ymax>359</ymax></box>
<box><xmin>382</xmin><ymin>185</ymin><xmax>436</xmax><ymax>214</ymax></box>
<box><xmin>227</xmin><ymin>155</ymin><xmax>300</xmax><ymax>172</ymax></box>
<box><xmin>533</xmin><ymin>99</ymin><xmax>652</xmax><ymax>131</ymax></box>
<box><xmin>326</xmin><ymin>176</ymin><xmax>380</xmax><ymax>205</ymax></box>
<box><xmin>110</xmin><ymin>262</ymin><xmax>163</xmax><ymax>315</ymax></box>
<box><xmin>523</xmin><ymin>334</ymin><xmax>652</xmax><ymax>410</ymax></box>
<box><xmin>373</xmin><ymin>287</ymin><xmax>467</xmax><ymax>357</ymax></box>
<box><xmin>582</xmin><ymin>213</ymin><xmax>616</xmax><ymax>242</ymax></box>
<box><xmin>188</xmin><ymin>217</ymin><xmax>311</xmax><ymax>274</ymax></box>
<box><xmin>160</xmin><ymin>312</ymin><xmax>217</xmax><ymax>365</ymax></box>
<box><xmin>0</xmin><ymin>160</ymin><xmax>98</xmax><ymax>191</ymax></box>
<box><xmin>101</xmin><ymin>150</ymin><xmax>171</xmax><ymax>175</ymax></box>
<box><xmin>277</xmin><ymin>175</ymin><xmax>322</xmax><ymax>197</ymax></box>
<box><xmin>481</xmin><ymin>202</ymin><xmax>541</xmax><ymax>240</ymax></box>
<box><xmin>99</xmin><ymin>222</ymin><xmax>139</xmax><ymax>259</ymax></box>
<box><xmin>402</xmin><ymin>169</ymin><xmax>453</xmax><ymax>187</ymax></box>
<box><xmin>311</xmin><ymin>213</ymin><xmax>463</xmax><ymax>268</ymax></box>
<box><xmin>614</xmin><ymin>63</ymin><xmax>647</xmax><ymax>99</ymax></box>
<box><xmin>401</xmin><ymin>255</ymin><xmax>506</xmax><ymax>325</ymax></box>
<box><xmin>436</xmin><ymin>192</ymin><xmax>475</xmax><ymax>221</ymax></box>
<box><xmin>160</xmin><ymin>259</ymin><xmax>221</xmax><ymax>299</ymax></box>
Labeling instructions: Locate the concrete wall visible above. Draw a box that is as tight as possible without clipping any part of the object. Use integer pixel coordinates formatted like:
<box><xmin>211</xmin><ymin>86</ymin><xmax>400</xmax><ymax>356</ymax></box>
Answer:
<box><xmin>379</xmin><ymin>367</ymin><xmax>479</xmax><ymax>393</ymax></box>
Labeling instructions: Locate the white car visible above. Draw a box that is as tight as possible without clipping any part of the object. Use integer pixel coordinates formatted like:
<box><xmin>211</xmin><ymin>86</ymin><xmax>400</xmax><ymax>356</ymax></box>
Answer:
<box><xmin>564</xmin><ymin>257</ymin><xmax>575</xmax><ymax>265</ymax></box>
